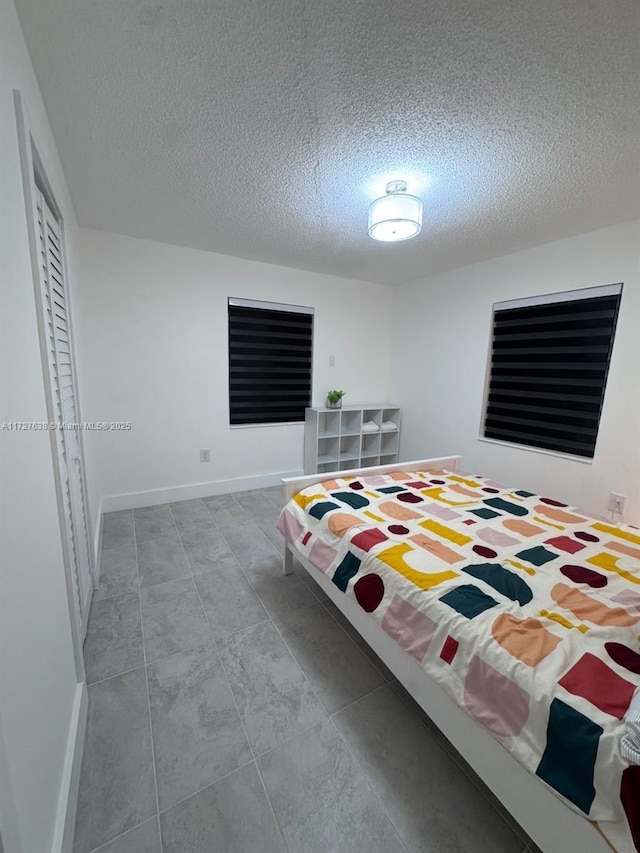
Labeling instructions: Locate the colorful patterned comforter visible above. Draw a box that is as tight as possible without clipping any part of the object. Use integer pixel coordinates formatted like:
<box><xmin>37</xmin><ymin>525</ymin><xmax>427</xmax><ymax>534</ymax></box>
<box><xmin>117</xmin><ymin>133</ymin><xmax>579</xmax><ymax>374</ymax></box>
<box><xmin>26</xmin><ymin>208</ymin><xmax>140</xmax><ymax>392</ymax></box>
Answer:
<box><xmin>277</xmin><ymin>469</ymin><xmax>640</xmax><ymax>852</ymax></box>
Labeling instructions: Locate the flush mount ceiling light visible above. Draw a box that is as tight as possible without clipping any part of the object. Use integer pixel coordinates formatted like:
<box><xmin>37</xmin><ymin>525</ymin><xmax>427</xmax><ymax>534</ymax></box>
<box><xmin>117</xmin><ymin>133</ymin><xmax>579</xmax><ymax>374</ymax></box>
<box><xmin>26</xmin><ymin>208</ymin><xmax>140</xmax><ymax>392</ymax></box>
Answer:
<box><xmin>368</xmin><ymin>180</ymin><xmax>423</xmax><ymax>242</ymax></box>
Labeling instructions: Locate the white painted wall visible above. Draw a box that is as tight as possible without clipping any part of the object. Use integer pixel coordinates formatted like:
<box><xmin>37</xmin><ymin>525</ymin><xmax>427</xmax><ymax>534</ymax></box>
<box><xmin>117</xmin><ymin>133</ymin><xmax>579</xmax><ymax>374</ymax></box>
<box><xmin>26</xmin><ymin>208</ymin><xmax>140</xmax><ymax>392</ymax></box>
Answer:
<box><xmin>75</xmin><ymin>229</ymin><xmax>393</xmax><ymax>512</ymax></box>
<box><xmin>390</xmin><ymin>220</ymin><xmax>640</xmax><ymax>523</ymax></box>
<box><xmin>0</xmin><ymin>1</ymin><xmax>83</xmax><ymax>850</ymax></box>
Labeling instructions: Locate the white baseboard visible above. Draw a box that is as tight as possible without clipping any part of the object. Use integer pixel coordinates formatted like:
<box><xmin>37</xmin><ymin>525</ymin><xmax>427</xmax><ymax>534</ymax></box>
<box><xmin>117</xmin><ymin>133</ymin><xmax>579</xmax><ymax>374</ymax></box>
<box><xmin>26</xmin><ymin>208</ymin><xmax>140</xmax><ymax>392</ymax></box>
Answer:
<box><xmin>52</xmin><ymin>681</ymin><xmax>87</xmax><ymax>853</ymax></box>
<box><xmin>101</xmin><ymin>469</ymin><xmax>304</xmax><ymax>512</ymax></box>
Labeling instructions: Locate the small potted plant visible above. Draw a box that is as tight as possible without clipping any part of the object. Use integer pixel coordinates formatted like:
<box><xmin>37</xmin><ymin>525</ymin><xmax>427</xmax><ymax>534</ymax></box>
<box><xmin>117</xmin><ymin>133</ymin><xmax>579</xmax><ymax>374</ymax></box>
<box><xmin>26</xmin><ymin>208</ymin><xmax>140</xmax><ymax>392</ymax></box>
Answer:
<box><xmin>326</xmin><ymin>389</ymin><xmax>346</xmax><ymax>409</ymax></box>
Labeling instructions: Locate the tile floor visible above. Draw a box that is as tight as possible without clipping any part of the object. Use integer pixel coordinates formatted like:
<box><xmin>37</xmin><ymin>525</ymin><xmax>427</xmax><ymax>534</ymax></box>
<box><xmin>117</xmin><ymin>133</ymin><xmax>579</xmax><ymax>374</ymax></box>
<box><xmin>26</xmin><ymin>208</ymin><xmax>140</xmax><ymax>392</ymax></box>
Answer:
<box><xmin>74</xmin><ymin>486</ymin><xmax>540</xmax><ymax>853</ymax></box>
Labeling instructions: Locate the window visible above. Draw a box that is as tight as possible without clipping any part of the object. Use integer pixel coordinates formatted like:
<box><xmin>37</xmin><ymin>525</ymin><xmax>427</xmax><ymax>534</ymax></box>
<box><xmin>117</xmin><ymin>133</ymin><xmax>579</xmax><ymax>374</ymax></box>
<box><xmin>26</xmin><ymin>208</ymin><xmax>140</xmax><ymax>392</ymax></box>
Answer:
<box><xmin>228</xmin><ymin>298</ymin><xmax>313</xmax><ymax>425</ymax></box>
<box><xmin>482</xmin><ymin>283</ymin><xmax>622</xmax><ymax>459</ymax></box>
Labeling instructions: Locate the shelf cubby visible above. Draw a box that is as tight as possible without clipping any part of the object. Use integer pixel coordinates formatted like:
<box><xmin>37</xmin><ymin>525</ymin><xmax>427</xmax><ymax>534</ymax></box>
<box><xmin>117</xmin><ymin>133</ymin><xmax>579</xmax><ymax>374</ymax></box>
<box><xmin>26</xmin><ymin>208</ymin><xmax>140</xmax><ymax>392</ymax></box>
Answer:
<box><xmin>317</xmin><ymin>410</ymin><xmax>340</xmax><ymax>438</ymax></box>
<box><xmin>361</xmin><ymin>435</ymin><xmax>381</xmax><ymax>469</ymax></box>
<box><xmin>339</xmin><ymin>433</ymin><xmax>359</xmax><ymax>460</ymax></box>
<box><xmin>317</xmin><ymin>435</ymin><xmax>339</xmax><ymax>466</ymax></box>
<box><xmin>382</xmin><ymin>407</ymin><xmax>400</xmax><ymax>427</ymax></box>
<box><xmin>362</xmin><ymin>408</ymin><xmax>383</xmax><ymax>430</ymax></box>
<box><xmin>318</xmin><ymin>461</ymin><xmax>335</xmax><ymax>475</ymax></box>
<box><xmin>340</xmin><ymin>408</ymin><xmax>363</xmax><ymax>437</ymax></box>
<box><xmin>381</xmin><ymin>431</ymin><xmax>399</xmax><ymax>456</ymax></box>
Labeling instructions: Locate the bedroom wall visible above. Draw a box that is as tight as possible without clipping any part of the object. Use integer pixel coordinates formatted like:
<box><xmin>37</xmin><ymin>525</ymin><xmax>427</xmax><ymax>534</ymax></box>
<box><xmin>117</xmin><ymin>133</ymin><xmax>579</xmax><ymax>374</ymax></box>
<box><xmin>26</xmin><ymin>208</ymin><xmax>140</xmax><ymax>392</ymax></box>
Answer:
<box><xmin>75</xmin><ymin>228</ymin><xmax>393</xmax><ymax>514</ymax></box>
<box><xmin>0</xmin><ymin>0</ymin><xmax>83</xmax><ymax>850</ymax></box>
<box><xmin>390</xmin><ymin>220</ymin><xmax>640</xmax><ymax>523</ymax></box>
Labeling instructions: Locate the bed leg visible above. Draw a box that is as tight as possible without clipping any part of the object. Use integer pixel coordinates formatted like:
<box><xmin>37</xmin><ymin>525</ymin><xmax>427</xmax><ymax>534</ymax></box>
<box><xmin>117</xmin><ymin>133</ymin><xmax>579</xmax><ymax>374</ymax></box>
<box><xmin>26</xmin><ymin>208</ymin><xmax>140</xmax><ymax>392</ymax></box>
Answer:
<box><xmin>283</xmin><ymin>546</ymin><xmax>294</xmax><ymax>575</ymax></box>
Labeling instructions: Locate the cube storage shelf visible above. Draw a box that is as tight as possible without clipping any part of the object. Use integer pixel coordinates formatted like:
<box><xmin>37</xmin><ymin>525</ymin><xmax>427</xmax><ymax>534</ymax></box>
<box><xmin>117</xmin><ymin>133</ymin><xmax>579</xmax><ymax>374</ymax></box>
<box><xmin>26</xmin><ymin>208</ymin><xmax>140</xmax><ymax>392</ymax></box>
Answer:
<box><xmin>304</xmin><ymin>405</ymin><xmax>401</xmax><ymax>474</ymax></box>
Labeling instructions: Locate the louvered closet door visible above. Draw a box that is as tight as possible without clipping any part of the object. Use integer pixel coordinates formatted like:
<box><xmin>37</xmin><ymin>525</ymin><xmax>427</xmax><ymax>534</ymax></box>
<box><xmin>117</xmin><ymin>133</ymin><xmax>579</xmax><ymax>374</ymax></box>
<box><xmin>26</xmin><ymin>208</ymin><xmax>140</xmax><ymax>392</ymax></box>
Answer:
<box><xmin>36</xmin><ymin>190</ymin><xmax>93</xmax><ymax>639</ymax></box>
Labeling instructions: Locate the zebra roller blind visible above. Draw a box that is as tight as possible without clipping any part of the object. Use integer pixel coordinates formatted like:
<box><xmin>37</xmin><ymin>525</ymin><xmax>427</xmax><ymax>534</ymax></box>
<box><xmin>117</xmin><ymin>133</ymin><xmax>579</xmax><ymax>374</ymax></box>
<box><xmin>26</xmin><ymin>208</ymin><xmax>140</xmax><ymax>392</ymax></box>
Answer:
<box><xmin>483</xmin><ymin>284</ymin><xmax>622</xmax><ymax>459</ymax></box>
<box><xmin>228</xmin><ymin>298</ymin><xmax>313</xmax><ymax>425</ymax></box>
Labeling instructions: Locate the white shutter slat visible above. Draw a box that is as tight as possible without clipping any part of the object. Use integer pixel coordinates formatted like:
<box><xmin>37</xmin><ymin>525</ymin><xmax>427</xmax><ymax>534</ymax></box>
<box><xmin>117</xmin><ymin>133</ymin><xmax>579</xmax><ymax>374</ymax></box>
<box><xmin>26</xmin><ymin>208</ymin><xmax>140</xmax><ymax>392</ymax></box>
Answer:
<box><xmin>48</xmin><ymin>234</ymin><xmax>61</xmax><ymax>255</ymax></box>
<box><xmin>49</xmin><ymin>259</ymin><xmax>63</xmax><ymax>279</ymax></box>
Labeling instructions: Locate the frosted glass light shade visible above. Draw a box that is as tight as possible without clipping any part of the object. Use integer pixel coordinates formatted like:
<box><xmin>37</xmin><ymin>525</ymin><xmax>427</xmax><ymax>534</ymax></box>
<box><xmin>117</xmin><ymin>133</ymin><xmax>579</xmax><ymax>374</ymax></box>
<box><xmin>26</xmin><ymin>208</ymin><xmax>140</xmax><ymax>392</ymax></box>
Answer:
<box><xmin>368</xmin><ymin>187</ymin><xmax>422</xmax><ymax>242</ymax></box>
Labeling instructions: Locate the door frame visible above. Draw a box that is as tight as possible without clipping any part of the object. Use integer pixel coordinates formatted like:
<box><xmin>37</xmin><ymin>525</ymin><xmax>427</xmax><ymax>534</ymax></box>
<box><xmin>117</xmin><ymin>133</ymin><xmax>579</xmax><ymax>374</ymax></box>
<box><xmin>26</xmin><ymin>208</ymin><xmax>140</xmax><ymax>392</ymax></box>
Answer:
<box><xmin>14</xmin><ymin>89</ymin><xmax>94</xmax><ymax>676</ymax></box>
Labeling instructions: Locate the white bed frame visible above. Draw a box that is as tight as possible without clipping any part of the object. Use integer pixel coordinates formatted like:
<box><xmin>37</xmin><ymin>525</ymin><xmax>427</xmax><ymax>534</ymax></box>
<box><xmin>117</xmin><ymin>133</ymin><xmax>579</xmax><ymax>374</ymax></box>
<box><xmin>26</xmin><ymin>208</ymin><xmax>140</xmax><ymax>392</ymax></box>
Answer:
<box><xmin>282</xmin><ymin>457</ymin><xmax>612</xmax><ymax>853</ymax></box>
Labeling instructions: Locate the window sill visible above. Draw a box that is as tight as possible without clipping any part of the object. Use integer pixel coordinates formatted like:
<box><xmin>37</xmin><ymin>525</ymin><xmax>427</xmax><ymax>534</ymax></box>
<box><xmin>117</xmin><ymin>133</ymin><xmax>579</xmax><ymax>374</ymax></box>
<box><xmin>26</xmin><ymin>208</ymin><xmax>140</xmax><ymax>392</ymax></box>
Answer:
<box><xmin>476</xmin><ymin>436</ymin><xmax>594</xmax><ymax>465</ymax></box>
<box><xmin>230</xmin><ymin>421</ymin><xmax>304</xmax><ymax>430</ymax></box>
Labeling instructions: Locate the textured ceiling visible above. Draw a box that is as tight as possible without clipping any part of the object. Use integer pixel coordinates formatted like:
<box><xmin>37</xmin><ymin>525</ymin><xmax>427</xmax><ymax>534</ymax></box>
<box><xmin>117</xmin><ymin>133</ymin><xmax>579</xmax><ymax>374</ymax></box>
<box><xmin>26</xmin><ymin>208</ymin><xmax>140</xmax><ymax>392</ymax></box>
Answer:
<box><xmin>15</xmin><ymin>0</ymin><xmax>640</xmax><ymax>284</ymax></box>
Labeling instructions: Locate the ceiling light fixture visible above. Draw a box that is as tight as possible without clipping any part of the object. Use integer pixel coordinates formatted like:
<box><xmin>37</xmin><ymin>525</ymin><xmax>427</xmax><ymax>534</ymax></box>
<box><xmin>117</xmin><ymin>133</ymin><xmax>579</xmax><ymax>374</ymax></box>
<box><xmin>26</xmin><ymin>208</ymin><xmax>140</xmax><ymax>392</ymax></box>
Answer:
<box><xmin>368</xmin><ymin>180</ymin><xmax>423</xmax><ymax>242</ymax></box>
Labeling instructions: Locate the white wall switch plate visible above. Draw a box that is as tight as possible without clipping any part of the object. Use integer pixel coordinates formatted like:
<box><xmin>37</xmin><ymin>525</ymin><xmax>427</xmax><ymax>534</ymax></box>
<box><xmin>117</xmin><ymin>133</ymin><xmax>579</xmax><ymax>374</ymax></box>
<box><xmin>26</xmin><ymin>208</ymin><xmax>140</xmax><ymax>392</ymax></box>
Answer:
<box><xmin>608</xmin><ymin>492</ymin><xmax>626</xmax><ymax>513</ymax></box>
<box><xmin>200</xmin><ymin>449</ymin><xmax>210</xmax><ymax>463</ymax></box>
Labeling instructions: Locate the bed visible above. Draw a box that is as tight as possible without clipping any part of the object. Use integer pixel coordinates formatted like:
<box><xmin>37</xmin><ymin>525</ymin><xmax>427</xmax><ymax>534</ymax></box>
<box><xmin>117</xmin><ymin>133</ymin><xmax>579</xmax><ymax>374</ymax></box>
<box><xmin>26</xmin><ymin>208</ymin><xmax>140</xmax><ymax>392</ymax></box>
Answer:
<box><xmin>278</xmin><ymin>457</ymin><xmax>640</xmax><ymax>853</ymax></box>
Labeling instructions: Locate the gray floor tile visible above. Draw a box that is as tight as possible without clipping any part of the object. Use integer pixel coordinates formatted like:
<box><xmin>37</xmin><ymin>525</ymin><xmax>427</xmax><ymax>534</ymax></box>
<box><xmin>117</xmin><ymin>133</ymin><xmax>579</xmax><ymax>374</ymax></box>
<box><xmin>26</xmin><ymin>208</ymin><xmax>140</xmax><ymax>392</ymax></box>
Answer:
<box><xmin>202</xmin><ymin>494</ymin><xmax>250</xmax><ymax>525</ymax></box>
<box><xmin>333</xmin><ymin>685</ymin><xmax>522</xmax><ymax>853</ymax></box>
<box><xmin>256</xmin><ymin>516</ymin><xmax>285</xmax><ymax>551</ymax></box>
<box><xmin>91</xmin><ymin>818</ymin><xmax>160</xmax><ymax>853</ymax></box>
<box><xmin>169</xmin><ymin>499</ymin><xmax>216</xmax><ymax>535</ymax></box>
<box><xmin>137</xmin><ymin>536</ymin><xmax>190</xmax><ymax>588</ymax></box>
<box><xmin>292</xmin><ymin>560</ymin><xmax>330</xmax><ymax>603</ymax></box>
<box><xmin>74</xmin><ymin>669</ymin><xmax>155</xmax><ymax>853</ymax></box>
<box><xmin>259</xmin><ymin>719</ymin><xmax>405</xmax><ymax>853</ymax></box>
<box><xmin>134</xmin><ymin>505</ymin><xmax>178</xmax><ymax>543</ymax></box>
<box><xmin>391</xmin><ymin>680</ymin><xmax>506</xmax><ymax>807</ymax></box>
<box><xmin>195</xmin><ymin>565</ymin><xmax>268</xmax><ymax>639</ymax></box>
<box><xmin>323</xmin><ymin>599</ymin><xmax>395</xmax><ymax>682</ymax></box>
<box><xmin>94</xmin><ymin>542</ymin><xmax>138</xmax><ymax>603</ymax></box>
<box><xmin>217</xmin><ymin>621</ymin><xmax>326</xmax><ymax>755</ymax></box>
<box><xmin>263</xmin><ymin>485</ymin><xmax>286</xmax><ymax>509</ymax></box>
<box><xmin>234</xmin><ymin>490</ymin><xmax>282</xmax><ymax>522</ymax></box>
<box><xmin>391</xmin><ymin>682</ymin><xmax>457</xmax><ymax>747</ymax></box>
<box><xmin>84</xmin><ymin>593</ymin><xmax>143</xmax><ymax>684</ymax></box>
<box><xmin>160</xmin><ymin>763</ymin><xmax>285</xmax><ymax>853</ymax></box>
<box><xmin>221</xmin><ymin>528</ymin><xmax>317</xmax><ymax>618</ymax></box>
<box><xmin>147</xmin><ymin>644</ymin><xmax>252</xmax><ymax>810</ymax></box>
<box><xmin>180</xmin><ymin>528</ymin><xmax>239</xmax><ymax>576</ymax></box>
<box><xmin>219</xmin><ymin>520</ymin><xmax>280</xmax><ymax>567</ymax></box>
<box><xmin>257</xmin><ymin>502</ymin><xmax>284</xmax><ymax>526</ymax></box>
<box><xmin>141</xmin><ymin>577</ymin><xmax>211</xmax><ymax>662</ymax></box>
<box><xmin>247</xmin><ymin>562</ymin><xmax>319</xmax><ymax>619</ymax></box>
<box><xmin>101</xmin><ymin>511</ymin><xmax>134</xmax><ymax>550</ymax></box>
<box><xmin>93</xmin><ymin>574</ymin><xmax>138</xmax><ymax>604</ymax></box>
<box><xmin>100</xmin><ymin>541</ymin><xmax>136</xmax><ymax>575</ymax></box>
<box><xmin>274</xmin><ymin>603</ymin><xmax>386</xmax><ymax>714</ymax></box>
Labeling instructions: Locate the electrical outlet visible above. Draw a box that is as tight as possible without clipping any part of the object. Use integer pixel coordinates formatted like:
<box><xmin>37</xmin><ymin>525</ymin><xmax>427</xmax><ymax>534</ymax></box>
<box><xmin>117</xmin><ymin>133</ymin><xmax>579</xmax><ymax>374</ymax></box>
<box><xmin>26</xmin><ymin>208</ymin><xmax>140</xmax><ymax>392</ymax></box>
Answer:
<box><xmin>609</xmin><ymin>492</ymin><xmax>626</xmax><ymax>514</ymax></box>
<box><xmin>200</xmin><ymin>449</ymin><xmax>210</xmax><ymax>463</ymax></box>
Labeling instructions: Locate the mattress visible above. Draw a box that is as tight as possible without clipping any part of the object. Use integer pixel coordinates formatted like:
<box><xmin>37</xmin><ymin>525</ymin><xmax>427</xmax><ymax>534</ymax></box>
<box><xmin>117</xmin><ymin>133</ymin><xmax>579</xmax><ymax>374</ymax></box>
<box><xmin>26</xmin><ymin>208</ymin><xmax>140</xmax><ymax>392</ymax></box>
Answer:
<box><xmin>277</xmin><ymin>468</ymin><xmax>640</xmax><ymax>852</ymax></box>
